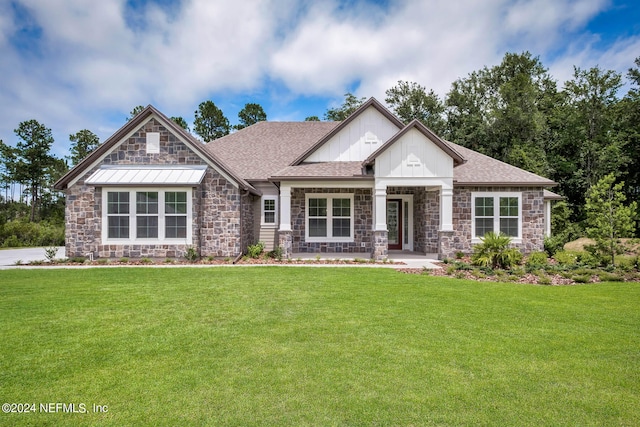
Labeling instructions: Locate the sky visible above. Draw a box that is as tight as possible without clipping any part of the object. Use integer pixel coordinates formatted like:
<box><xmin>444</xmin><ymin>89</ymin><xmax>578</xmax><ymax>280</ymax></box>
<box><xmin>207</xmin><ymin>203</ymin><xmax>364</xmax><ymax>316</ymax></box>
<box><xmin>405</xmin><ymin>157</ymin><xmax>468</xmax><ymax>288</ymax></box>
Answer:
<box><xmin>0</xmin><ymin>0</ymin><xmax>639</xmax><ymax>159</ymax></box>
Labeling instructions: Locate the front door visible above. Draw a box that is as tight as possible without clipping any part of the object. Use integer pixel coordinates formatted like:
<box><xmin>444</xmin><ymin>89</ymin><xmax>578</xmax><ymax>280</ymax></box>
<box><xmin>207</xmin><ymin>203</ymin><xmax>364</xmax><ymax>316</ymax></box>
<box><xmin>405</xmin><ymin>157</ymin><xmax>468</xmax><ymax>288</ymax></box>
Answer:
<box><xmin>387</xmin><ymin>199</ymin><xmax>402</xmax><ymax>250</ymax></box>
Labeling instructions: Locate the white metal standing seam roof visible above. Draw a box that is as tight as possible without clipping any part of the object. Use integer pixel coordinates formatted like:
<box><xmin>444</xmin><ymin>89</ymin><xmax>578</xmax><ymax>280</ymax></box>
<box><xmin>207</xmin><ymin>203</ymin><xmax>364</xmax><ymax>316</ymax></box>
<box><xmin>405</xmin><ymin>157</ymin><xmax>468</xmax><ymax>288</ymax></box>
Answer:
<box><xmin>85</xmin><ymin>166</ymin><xmax>207</xmax><ymax>185</ymax></box>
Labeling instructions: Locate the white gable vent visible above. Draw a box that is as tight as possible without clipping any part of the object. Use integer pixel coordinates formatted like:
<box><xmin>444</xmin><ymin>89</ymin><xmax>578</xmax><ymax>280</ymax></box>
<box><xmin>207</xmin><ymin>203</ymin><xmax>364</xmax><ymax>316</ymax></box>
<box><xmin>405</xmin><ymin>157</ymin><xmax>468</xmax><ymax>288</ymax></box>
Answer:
<box><xmin>146</xmin><ymin>132</ymin><xmax>160</xmax><ymax>154</ymax></box>
<box><xmin>364</xmin><ymin>131</ymin><xmax>378</xmax><ymax>144</ymax></box>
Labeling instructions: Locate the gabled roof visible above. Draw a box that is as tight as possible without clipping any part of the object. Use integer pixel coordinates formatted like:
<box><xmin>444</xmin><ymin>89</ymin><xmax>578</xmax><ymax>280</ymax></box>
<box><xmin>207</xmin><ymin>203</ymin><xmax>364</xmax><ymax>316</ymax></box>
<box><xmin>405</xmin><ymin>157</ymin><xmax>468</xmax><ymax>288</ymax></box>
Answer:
<box><xmin>364</xmin><ymin>119</ymin><xmax>465</xmax><ymax>166</ymax></box>
<box><xmin>54</xmin><ymin>105</ymin><xmax>258</xmax><ymax>194</ymax></box>
<box><xmin>205</xmin><ymin>121</ymin><xmax>339</xmax><ymax>181</ymax></box>
<box><xmin>290</xmin><ymin>97</ymin><xmax>405</xmax><ymax>166</ymax></box>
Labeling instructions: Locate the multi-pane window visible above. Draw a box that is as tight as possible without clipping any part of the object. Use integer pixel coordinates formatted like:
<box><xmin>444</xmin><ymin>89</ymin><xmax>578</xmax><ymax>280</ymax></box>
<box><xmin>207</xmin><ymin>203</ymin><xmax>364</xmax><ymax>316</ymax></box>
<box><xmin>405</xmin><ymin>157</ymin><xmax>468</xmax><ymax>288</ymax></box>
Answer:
<box><xmin>306</xmin><ymin>195</ymin><xmax>353</xmax><ymax>241</ymax></box>
<box><xmin>499</xmin><ymin>197</ymin><xmax>519</xmax><ymax>237</ymax></box>
<box><xmin>262</xmin><ymin>198</ymin><xmax>276</xmax><ymax>225</ymax></box>
<box><xmin>104</xmin><ymin>189</ymin><xmax>190</xmax><ymax>243</ymax></box>
<box><xmin>472</xmin><ymin>193</ymin><xmax>521</xmax><ymax>239</ymax></box>
<box><xmin>165</xmin><ymin>192</ymin><xmax>187</xmax><ymax>238</ymax></box>
<box><xmin>107</xmin><ymin>192</ymin><xmax>130</xmax><ymax>238</ymax></box>
<box><xmin>332</xmin><ymin>198</ymin><xmax>351</xmax><ymax>237</ymax></box>
<box><xmin>136</xmin><ymin>192</ymin><xmax>158</xmax><ymax>238</ymax></box>
<box><xmin>308</xmin><ymin>198</ymin><xmax>327</xmax><ymax>237</ymax></box>
<box><xmin>474</xmin><ymin>197</ymin><xmax>494</xmax><ymax>237</ymax></box>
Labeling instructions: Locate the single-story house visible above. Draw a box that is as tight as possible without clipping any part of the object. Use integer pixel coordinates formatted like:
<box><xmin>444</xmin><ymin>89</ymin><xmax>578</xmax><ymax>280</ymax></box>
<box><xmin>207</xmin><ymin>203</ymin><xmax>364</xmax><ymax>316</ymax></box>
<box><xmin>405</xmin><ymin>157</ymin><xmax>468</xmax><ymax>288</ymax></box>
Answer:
<box><xmin>54</xmin><ymin>98</ymin><xmax>560</xmax><ymax>260</ymax></box>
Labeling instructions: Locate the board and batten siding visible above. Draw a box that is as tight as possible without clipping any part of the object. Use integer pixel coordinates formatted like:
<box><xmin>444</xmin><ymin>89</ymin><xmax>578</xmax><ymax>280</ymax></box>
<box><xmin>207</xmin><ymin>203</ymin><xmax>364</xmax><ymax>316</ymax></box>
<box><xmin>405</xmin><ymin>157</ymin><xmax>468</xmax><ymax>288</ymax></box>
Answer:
<box><xmin>306</xmin><ymin>107</ymin><xmax>401</xmax><ymax>162</ymax></box>
<box><xmin>375</xmin><ymin>128</ymin><xmax>454</xmax><ymax>178</ymax></box>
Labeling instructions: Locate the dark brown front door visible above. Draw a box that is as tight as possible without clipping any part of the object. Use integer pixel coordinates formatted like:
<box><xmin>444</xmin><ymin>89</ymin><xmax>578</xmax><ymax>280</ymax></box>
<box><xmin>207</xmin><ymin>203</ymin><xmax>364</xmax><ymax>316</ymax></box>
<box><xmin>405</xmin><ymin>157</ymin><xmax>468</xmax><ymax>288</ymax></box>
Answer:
<box><xmin>387</xmin><ymin>199</ymin><xmax>402</xmax><ymax>250</ymax></box>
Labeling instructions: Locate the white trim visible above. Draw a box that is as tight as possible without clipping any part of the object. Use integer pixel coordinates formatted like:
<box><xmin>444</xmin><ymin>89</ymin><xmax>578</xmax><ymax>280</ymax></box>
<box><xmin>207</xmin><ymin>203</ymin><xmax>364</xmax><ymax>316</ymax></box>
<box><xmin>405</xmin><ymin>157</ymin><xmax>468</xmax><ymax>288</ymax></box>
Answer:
<box><xmin>545</xmin><ymin>200</ymin><xmax>551</xmax><ymax>237</ymax></box>
<box><xmin>101</xmin><ymin>187</ymin><xmax>193</xmax><ymax>245</ymax></box>
<box><xmin>280</xmin><ymin>180</ymin><xmax>374</xmax><ymax>189</ymax></box>
<box><xmin>261</xmin><ymin>195</ymin><xmax>278</xmax><ymax>227</ymax></box>
<box><xmin>305</xmin><ymin>193</ymin><xmax>355</xmax><ymax>243</ymax></box>
<box><xmin>471</xmin><ymin>192</ymin><xmax>522</xmax><ymax>244</ymax></box>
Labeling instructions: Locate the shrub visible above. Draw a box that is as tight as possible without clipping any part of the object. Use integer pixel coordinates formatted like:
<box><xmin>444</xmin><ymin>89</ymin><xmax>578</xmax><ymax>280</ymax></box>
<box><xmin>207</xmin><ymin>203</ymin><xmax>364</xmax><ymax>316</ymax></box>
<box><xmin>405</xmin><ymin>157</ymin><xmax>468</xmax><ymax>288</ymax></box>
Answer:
<box><xmin>140</xmin><ymin>257</ymin><xmax>153</xmax><ymax>264</ymax></box>
<box><xmin>184</xmin><ymin>246</ymin><xmax>200</xmax><ymax>262</ymax></box>
<box><xmin>455</xmin><ymin>251</ymin><xmax>465</xmax><ymax>259</ymax></box>
<box><xmin>544</xmin><ymin>235</ymin><xmax>565</xmax><ymax>257</ymax></box>
<box><xmin>44</xmin><ymin>246</ymin><xmax>58</xmax><ymax>262</ymax></box>
<box><xmin>577</xmin><ymin>250</ymin><xmax>602</xmax><ymax>268</ymax></box>
<box><xmin>554</xmin><ymin>251</ymin><xmax>578</xmax><ymax>266</ymax></box>
<box><xmin>471</xmin><ymin>232</ymin><xmax>522</xmax><ymax>269</ymax></box>
<box><xmin>70</xmin><ymin>256</ymin><xmax>86</xmax><ymax>263</ymax></box>
<box><xmin>598</xmin><ymin>272</ymin><xmax>624</xmax><ymax>282</ymax></box>
<box><xmin>247</xmin><ymin>241</ymin><xmax>265</xmax><ymax>259</ymax></box>
<box><xmin>0</xmin><ymin>219</ymin><xmax>64</xmax><ymax>247</ymax></box>
<box><xmin>119</xmin><ymin>257</ymin><xmax>129</xmax><ymax>263</ymax></box>
<box><xmin>572</xmin><ymin>274</ymin><xmax>591</xmax><ymax>283</ymax></box>
<box><xmin>267</xmin><ymin>246</ymin><xmax>283</xmax><ymax>261</ymax></box>
<box><xmin>537</xmin><ymin>275</ymin><xmax>552</xmax><ymax>285</ymax></box>
<box><xmin>526</xmin><ymin>251</ymin><xmax>548</xmax><ymax>269</ymax></box>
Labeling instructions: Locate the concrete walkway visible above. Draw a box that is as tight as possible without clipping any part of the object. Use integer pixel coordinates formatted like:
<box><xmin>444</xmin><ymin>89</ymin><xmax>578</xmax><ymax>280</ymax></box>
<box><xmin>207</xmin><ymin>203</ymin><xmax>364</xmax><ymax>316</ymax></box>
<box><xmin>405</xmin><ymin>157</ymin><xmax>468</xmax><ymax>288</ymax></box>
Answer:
<box><xmin>0</xmin><ymin>248</ymin><xmax>441</xmax><ymax>270</ymax></box>
<box><xmin>0</xmin><ymin>247</ymin><xmax>65</xmax><ymax>266</ymax></box>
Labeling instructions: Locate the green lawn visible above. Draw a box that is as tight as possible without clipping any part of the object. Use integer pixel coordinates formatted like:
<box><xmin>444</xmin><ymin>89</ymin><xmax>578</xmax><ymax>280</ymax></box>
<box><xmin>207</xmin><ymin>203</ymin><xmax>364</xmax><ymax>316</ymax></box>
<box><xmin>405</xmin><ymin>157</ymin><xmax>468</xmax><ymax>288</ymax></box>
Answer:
<box><xmin>0</xmin><ymin>267</ymin><xmax>638</xmax><ymax>426</ymax></box>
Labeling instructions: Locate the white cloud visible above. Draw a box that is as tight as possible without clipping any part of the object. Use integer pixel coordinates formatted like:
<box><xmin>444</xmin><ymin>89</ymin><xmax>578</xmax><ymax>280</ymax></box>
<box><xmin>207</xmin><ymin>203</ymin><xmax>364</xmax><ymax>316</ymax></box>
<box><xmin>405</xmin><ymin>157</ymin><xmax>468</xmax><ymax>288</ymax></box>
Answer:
<box><xmin>0</xmin><ymin>0</ymin><xmax>636</xmax><ymax>158</ymax></box>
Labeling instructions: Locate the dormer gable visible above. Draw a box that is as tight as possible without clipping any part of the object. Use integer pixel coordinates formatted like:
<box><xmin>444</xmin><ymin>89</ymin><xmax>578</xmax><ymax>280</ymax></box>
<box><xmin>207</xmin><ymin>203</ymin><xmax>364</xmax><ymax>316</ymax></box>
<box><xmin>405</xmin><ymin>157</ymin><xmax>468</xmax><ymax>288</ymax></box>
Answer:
<box><xmin>291</xmin><ymin>97</ymin><xmax>404</xmax><ymax>165</ymax></box>
<box><xmin>364</xmin><ymin>120</ymin><xmax>465</xmax><ymax>178</ymax></box>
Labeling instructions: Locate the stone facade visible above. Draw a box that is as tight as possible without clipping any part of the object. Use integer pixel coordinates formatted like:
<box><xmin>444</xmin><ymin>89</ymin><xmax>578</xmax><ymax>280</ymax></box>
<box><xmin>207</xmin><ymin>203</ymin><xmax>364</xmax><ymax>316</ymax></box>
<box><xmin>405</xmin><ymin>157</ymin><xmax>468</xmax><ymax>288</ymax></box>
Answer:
<box><xmin>372</xmin><ymin>230</ymin><xmax>388</xmax><ymax>260</ymax></box>
<box><xmin>64</xmin><ymin>118</ymin><xmax>247</xmax><ymax>259</ymax></box>
<box><xmin>440</xmin><ymin>186</ymin><xmax>546</xmax><ymax>258</ymax></box>
<box><xmin>290</xmin><ymin>187</ymin><xmax>372</xmax><ymax>253</ymax></box>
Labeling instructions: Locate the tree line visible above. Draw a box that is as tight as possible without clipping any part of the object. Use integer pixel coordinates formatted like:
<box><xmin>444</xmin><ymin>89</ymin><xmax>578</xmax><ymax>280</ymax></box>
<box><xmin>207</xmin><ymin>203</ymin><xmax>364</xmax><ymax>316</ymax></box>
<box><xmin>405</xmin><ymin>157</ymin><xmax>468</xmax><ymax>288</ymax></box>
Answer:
<box><xmin>0</xmin><ymin>51</ymin><xmax>637</xmax><ymax>248</ymax></box>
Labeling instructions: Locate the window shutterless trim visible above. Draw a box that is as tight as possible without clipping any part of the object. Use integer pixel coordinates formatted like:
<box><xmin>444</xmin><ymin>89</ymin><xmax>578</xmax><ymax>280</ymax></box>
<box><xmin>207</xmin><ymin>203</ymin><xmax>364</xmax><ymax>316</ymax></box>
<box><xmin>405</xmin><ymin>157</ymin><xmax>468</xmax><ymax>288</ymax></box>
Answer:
<box><xmin>102</xmin><ymin>187</ymin><xmax>193</xmax><ymax>245</ymax></box>
<box><xmin>305</xmin><ymin>193</ymin><xmax>354</xmax><ymax>243</ymax></box>
<box><xmin>471</xmin><ymin>192</ymin><xmax>522</xmax><ymax>243</ymax></box>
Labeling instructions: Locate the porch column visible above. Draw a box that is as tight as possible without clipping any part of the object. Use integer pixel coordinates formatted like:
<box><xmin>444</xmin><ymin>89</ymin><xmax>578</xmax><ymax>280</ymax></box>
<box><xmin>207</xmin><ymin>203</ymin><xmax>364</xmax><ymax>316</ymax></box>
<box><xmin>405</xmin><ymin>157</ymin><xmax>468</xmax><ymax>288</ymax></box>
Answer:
<box><xmin>440</xmin><ymin>185</ymin><xmax>453</xmax><ymax>231</ymax></box>
<box><xmin>374</xmin><ymin>187</ymin><xmax>387</xmax><ymax>231</ymax></box>
<box><xmin>544</xmin><ymin>200</ymin><xmax>551</xmax><ymax>237</ymax></box>
<box><xmin>373</xmin><ymin>186</ymin><xmax>388</xmax><ymax>260</ymax></box>
<box><xmin>278</xmin><ymin>185</ymin><xmax>292</xmax><ymax>258</ymax></box>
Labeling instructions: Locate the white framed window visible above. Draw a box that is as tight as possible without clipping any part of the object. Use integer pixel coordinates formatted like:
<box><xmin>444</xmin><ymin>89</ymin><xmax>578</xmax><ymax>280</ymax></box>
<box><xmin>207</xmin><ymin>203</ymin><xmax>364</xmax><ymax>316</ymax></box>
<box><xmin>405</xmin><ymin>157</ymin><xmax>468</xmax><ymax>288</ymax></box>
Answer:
<box><xmin>261</xmin><ymin>196</ymin><xmax>277</xmax><ymax>226</ymax></box>
<box><xmin>305</xmin><ymin>193</ymin><xmax>354</xmax><ymax>242</ymax></box>
<box><xmin>472</xmin><ymin>192</ymin><xmax>521</xmax><ymax>242</ymax></box>
<box><xmin>102</xmin><ymin>187</ymin><xmax>192</xmax><ymax>244</ymax></box>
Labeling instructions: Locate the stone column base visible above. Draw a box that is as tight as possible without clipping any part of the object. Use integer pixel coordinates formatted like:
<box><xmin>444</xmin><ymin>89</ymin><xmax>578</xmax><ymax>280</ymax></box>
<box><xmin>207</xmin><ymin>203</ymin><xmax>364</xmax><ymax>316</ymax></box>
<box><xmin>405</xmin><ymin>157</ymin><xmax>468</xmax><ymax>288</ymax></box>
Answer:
<box><xmin>438</xmin><ymin>230</ymin><xmax>455</xmax><ymax>260</ymax></box>
<box><xmin>278</xmin><ymin>230</ymin><xmax>293</xmax><ymax>259</ymax></box>
<box><xmin>372</xmin><ymin>230</ymin><xmax>388</xmax><ymax>260</ymax></box>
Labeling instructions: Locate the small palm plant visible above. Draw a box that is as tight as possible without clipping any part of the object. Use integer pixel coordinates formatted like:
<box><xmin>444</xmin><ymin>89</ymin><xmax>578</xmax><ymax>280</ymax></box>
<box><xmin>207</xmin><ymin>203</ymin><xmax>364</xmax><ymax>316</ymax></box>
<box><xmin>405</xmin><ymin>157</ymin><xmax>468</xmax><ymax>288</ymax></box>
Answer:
<box><xmin>471</xmin><ymin>232</ymin><xmax>523</xmax><ymax>269</ymax></box>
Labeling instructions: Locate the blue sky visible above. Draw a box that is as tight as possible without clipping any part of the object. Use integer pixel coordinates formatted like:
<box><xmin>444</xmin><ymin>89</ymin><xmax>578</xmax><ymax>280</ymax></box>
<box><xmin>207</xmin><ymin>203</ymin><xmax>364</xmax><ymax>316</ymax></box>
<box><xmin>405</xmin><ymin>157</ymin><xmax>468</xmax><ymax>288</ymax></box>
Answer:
<box><xmin>0</xmin><ymin>0</ymin><xmax>638</xmax><ymax>159</ymax></box>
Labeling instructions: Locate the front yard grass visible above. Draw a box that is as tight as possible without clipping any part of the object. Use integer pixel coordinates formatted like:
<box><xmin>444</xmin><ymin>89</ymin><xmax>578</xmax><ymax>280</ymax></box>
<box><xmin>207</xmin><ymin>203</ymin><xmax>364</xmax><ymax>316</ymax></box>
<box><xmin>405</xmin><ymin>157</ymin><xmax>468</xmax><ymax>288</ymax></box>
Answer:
<box><xmin>1</xmin><ymin>267</ymin><xmax>638</xmax><ymax>426</ymax></box>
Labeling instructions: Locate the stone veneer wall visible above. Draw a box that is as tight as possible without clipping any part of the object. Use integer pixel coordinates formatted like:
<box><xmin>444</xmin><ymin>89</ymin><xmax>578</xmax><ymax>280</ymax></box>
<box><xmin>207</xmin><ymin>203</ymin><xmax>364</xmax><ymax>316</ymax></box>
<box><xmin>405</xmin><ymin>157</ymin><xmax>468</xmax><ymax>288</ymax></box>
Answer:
<box><xmin>290</xmin><ymin>188</ymin><xmax>372</xmax><ymax>253</ymax></box>
<box><xmin>441</xmin><ymin>186</ymin><xmax>546</xmax><ymax>258</ymax></box>
<box><xmin>64</xmin><ymin>118</ymin><xmax>244</xmax><ymax>259</ymax></box>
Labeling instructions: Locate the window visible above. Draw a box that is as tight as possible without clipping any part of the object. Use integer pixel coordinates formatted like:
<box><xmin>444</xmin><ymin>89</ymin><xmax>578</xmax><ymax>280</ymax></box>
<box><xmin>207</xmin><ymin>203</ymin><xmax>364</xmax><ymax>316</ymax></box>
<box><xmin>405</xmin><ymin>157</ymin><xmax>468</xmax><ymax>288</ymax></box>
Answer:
<box><xmin>103</xmin><ymin>188</ymin><xmax>191</xmax><ymax>243</ymax></box>
<box><xmin>107</xmin><ymin>192</ymin><xmax>130</xmax><ymax>238</ymax></box>
<box><xmin>306</xmin><ymin>194</ymin><xmax>354</xmax><ymax>242</ymax></box>
<box><xmin>261</xmin><ymin>197</ymin><xmax>277</xmax><ymax>226</ymax></box>
<box><xmin>472</xmin><ymin>192</ymin><xmax>521</xmax><ymax>241</ymax></box>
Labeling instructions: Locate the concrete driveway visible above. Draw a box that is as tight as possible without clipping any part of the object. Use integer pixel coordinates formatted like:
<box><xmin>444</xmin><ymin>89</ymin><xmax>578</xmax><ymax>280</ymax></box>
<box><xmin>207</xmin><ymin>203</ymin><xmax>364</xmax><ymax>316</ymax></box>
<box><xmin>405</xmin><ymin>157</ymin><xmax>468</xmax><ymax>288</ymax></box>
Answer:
<box><xmin>0</xmin><ymin>247</ymin><xmax>65</xmax><ymax>266</ymax></box>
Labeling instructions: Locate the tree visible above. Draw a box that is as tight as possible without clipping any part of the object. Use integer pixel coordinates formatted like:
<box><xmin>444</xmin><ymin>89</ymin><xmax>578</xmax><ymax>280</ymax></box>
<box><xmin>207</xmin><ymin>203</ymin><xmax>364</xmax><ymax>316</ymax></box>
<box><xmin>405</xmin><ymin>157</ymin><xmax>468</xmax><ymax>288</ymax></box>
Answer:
<box><xmin>562</xmin><ymin>66</ymin><xmax>625</xmax><ymax>188</ymax></box>
<box><xmin>385</xmin><ymin>80</ymin><xmax>446</xmax><ymax>133</ymax></box>
<box><xmin>445</xmin><ymin>52</ymin><xmax>556</xmax><ymax>176</ymax></box>
<box><xmin>304</xmin><ymin>116</ymin><xmax>320</xmax><ymax>121</ymax></box>
<box><xmin>234</xmin><ymin>103</ymin><xmax>267</xmax><ymax>130</ymax></box>
<box><xmin>127</xmin><ymin>105</ymin><xmax>145</xmax><ymax>121</ymax></box>
<box><xmin>170</xmin><ymin>116</ymin><xmax>190</xmax><ymax>131</ymax></box>
<box><xmin>7</xmin><ymin>120</ymin><xmax>58</xmax><ymax>221</ymax></box>
<box><xmin>68</xmin><ymin>129</ymin><xmax>100</xmax><ymax>165</ymax></box>
<box><xmin>585</xmin><ymin>173</ymin><xmax>637</xmax><ymax>266</ymax></box>
<box><xmin>193</xmin><ymin>100</ymin><xmax>230</xmax><ymax>141</ymax></box>
<box><xmin>324</xmin><ymin>93</ymin><xmax>366</xmax><ymax>121</ymax></box>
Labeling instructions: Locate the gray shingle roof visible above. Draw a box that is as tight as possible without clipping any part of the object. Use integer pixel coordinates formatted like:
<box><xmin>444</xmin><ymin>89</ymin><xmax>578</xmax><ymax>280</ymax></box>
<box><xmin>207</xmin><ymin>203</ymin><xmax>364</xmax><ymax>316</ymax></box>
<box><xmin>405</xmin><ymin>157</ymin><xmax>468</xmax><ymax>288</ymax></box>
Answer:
<box><xmin>272</xmin><ymin>162</ymin><xmax>368</xmax><ymax>179</ymax></box>
<box><xmin>446</xmin><ymin>142</ymin><xmax>556</xmax><ymax>186</ymax></box>
<box><xmin>206</xmin><ymin>120</ymin><xmax>556</xmax><ymax>187</ymax></box>
<box><xmin>205</xmin><ymin>121</ymin><xmax>339</xmax><ymax>181</ymax></box>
